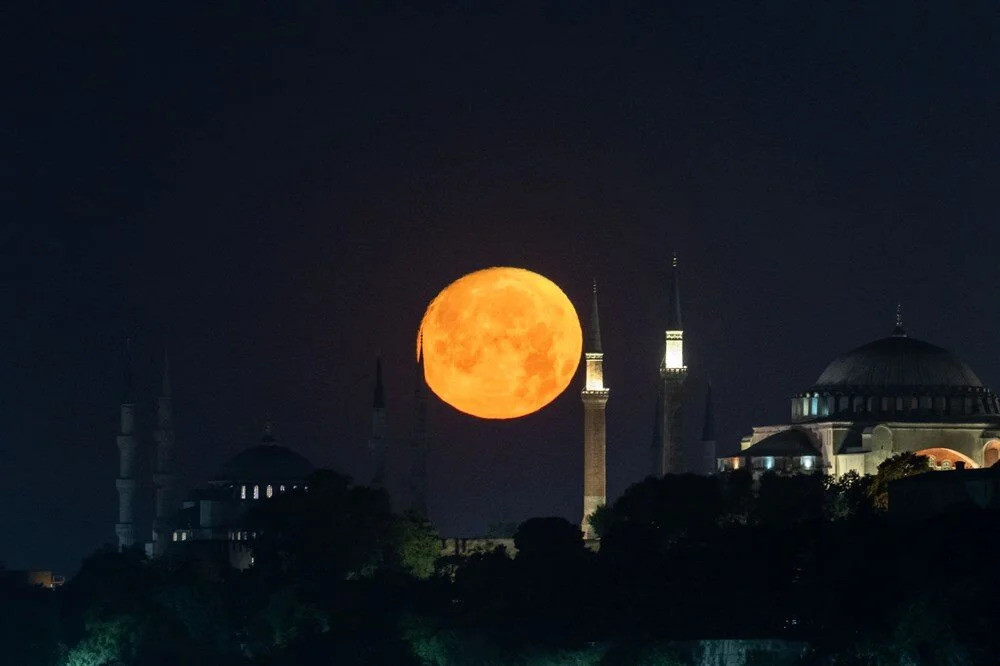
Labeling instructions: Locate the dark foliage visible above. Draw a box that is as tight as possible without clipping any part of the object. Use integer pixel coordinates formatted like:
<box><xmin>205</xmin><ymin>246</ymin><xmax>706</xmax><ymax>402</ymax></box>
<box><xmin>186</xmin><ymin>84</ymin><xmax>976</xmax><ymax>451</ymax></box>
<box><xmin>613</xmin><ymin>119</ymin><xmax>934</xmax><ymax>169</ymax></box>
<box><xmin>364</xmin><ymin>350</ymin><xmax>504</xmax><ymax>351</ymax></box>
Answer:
<box><xmin>10</xmin><ymin>467</ymin><xmax>1000</xmax><ymax>663</ymax></box>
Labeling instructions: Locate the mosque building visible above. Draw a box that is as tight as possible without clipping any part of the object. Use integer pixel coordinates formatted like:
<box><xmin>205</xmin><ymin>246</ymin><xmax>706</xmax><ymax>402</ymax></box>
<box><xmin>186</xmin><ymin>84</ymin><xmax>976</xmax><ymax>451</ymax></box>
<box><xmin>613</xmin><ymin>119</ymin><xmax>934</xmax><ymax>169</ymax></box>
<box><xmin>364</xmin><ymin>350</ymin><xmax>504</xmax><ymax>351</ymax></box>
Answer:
<box><xmin>721</xmin><ymin>310</ymin><xmax>1000</xmax><ymax>477</ymax></box>
<box><xmin>113</xmin><ymin>345</ymin><xmax>426</xmax><ymax>567</ymax></box>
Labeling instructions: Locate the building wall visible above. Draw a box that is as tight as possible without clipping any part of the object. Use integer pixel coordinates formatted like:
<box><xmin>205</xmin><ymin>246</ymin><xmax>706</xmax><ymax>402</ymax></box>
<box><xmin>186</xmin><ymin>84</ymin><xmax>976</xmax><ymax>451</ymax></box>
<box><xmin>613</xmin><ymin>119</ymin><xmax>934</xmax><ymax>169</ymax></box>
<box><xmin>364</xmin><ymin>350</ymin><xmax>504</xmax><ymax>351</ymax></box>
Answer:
<box><xmin>740</xmin><ymin>421</ymin><xmax>1000</xmax><ymax>478</ymax></box>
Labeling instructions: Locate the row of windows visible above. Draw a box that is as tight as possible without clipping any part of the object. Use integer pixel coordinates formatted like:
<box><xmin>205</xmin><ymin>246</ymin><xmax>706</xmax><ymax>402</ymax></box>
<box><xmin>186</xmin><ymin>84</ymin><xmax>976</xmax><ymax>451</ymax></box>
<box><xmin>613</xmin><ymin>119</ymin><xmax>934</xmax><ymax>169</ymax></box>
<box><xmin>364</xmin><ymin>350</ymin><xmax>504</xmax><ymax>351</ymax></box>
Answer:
<box><xmin>239</xmin><ymin>484</ymin><xmax>290</xmax><ymax>500</ymax></box>
<box><xmin>793</xmin><ymin>393</ymin><xmax>1000</xmax><ymax>419</ymax></box>
<box><xmin>229</xmin><ymin>531</ymin><xmax>257</xmax><ymax>541</ymax></box>
<box><xmin>751</xmin><ymin>455</ymin><xmax>818</xmax><ymax>472</ymax></box>
<box><xmin>172</xmin><ymin>530</ymin><xmax>189</xmax><ymax>542</ymax></box>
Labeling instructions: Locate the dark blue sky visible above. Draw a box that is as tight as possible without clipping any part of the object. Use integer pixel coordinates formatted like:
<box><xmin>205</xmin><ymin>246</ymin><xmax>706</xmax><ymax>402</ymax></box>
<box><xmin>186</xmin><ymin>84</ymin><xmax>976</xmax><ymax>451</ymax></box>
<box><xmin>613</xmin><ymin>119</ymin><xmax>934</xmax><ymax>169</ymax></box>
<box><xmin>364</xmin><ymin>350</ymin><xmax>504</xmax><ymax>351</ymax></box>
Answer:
<box><xmin>4</xmin><ymin>1</ymin><xmax>1000</xmax><ymax>574</ymax></box>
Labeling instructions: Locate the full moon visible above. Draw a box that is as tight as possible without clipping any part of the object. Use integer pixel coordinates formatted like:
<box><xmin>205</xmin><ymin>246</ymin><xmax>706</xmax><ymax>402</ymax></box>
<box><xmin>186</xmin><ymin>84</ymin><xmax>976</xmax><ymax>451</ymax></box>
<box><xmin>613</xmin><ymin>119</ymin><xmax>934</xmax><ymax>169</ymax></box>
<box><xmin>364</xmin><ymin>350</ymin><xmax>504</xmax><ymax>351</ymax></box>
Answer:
<box><xmin>418</xmin><ymin>267</ymin><xmax>583</xmax><ymax>419</ymax></box>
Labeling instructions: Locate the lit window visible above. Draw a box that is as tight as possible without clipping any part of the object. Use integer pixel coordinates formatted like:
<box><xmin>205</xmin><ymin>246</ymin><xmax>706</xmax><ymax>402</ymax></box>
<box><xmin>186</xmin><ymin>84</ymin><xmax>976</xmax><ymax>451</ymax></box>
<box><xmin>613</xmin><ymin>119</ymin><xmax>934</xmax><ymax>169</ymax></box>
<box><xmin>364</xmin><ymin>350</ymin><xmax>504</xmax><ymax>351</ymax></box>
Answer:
<box><xmin>172</xmin><ymin>532</ymin><xmax>178</xmax><ymax>542</ymax></box>
<box><xmin>803</xmin><ymin>457</ymin><xmax>813</xmax><ymax>470</ymax></box>
<box><xmin>241</xmin><ymin>485</ymin><xmax>246</xmax><ymax>500</ymax></box>
<box><xmin>280</xmin><ymin>485</ymin><xmax>285</xmax><ymax>493</ymax></box>
<box><xmin>181</xmin><ymin>532</ymin><xmax>187</xmax><ymax>541</ymax></box>
<box><xmin>765</xmin><ymin>456</ymin><xmax>774</xmax><ymax>470</ymax></box>
<box><xmin>266</xmin><ymin>484</ymin><xmax>273</xmax><ymax>498</ymax></box>
<box><xmin>253</xmin><ymin>485</ymin><xmax>259</xmax><ymax>500</ymax></box>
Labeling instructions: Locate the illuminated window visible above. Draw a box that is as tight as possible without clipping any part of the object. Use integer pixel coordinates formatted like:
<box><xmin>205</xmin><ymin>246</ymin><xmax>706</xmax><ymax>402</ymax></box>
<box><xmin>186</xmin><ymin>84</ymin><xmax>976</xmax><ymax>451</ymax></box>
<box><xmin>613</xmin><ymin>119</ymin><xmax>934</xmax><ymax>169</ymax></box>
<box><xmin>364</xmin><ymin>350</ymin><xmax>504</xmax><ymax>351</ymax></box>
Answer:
<box><xmin>241</xmin><ymin>485</ymin><xmax>246</xmax><ymax>499</ymax></box>
<box><xmin>280</xmin><ymin>485</ymin><xmax>285</xmax><ymax>493</ymax></box>
<box><xmin>266</xmin><ymin>484</ymin><xmax>273</xmax><ymax>498</ymax></box>
<box><xmin>765</xmin><ymin>457</ymin><xmax>774</xmax><ymax>470</ymax></box>
<box><xmin>253</xmin><ymin>485</ymin><xmax>259</xmax><ymax>500</ymax></box>
<box><xmin>181</xmin><ymin>532</ymin><xmax>187</xmax><ymax>541</ymax></box>
<box><xmin>172</xmin><ymin>532</ymin><xmax>178</xmax><ymax>542</ymax></box>
<box><xmin>803</xmin><ymin>457</ymin><xmax>813</xmax><ymax>470</ymax></box>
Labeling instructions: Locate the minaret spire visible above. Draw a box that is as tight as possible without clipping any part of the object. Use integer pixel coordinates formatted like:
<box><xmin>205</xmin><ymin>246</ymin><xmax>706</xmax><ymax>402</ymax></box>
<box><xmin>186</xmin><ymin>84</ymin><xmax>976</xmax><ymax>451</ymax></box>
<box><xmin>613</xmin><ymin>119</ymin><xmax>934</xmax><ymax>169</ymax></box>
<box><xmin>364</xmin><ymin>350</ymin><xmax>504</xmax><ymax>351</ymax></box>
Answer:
<box><xmin>410</xmin><ymin>341</ymin><xmax>429</xmax><ymax>516</ymax></box>
<box><xmin>581</xmin><ymin>280</ymin><xmax>610</xmax><ymax>539</ymax></box>
<box><xmin>893</xmin><ymin>303</ymin><xmax>907</xmax><ymax>337</ymax></box>
<box><xmin>656</xmin><ymin>253</ymin><xmax>688</xmax><ymax>475</ymax></box>
<box><xmin>701</xmin><ymin>379</ymin><xmax>716</xmax><ymax>475</ymax></box>
<box><xmin>587</xmin><ymin>279</ymin><xmax>603</xmax><ymax>354</ymax></box>
<box><xmin>370</xmin><ymin>356</ymin><xmax>388</xmax><ymax>487</ymax></box>
<box><xmin>151</xmin><ymin>347</ymin><xmax>177</xmax><ymax>557</ymax></box>
<box><xmin>115</xmin><ymin>337</ymin><xmax>138</xmax><ymax>551</ymax></box>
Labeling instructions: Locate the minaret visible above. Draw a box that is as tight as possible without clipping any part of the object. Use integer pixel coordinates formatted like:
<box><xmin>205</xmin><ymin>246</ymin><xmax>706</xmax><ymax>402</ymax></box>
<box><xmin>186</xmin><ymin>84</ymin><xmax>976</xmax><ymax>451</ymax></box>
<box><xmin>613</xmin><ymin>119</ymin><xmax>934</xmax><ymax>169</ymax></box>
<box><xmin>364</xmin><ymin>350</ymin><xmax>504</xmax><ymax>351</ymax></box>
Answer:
<box><xmin>369</xmin><ymin>356</ymin><xmax>388</xmax><ymax>487</ymax></box>
<box><xmin>115</xmin><ymin>339</ymin><xmax>138</xmax><ymax>551</ymax></box>
<box><xmin>581</xmin><ymin>280</ymin><xmax>609</xmax><ymax>539</ymax></box>
<box><xmin>656</xmin><ymin>253</ymin><xmax>688</xmax><ymax>475</ymax></box>
<box><xmin>410</xmin><ymin>342</ymin><xmax>429</xmax><ymax>516</ymax></box>
<box><xmin>151</xmin><ymin>351</ymin><xmax>176</xmax><ymax>556</ymax></box>
<box><xmin>701</xmin><ymin>380</ymin><xmax>716</xmax><ymax>475</ymax></box>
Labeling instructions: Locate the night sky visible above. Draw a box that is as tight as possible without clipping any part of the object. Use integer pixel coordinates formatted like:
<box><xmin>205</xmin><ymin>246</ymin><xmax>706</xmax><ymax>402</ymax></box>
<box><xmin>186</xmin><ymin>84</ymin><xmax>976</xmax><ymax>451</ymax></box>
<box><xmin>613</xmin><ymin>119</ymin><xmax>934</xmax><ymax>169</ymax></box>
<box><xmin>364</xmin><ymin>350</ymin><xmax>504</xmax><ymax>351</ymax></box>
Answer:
<box><xmin>5</xmin><ymin>2</ymin><xmax>1000</xmax><ymax>575</ymax></box>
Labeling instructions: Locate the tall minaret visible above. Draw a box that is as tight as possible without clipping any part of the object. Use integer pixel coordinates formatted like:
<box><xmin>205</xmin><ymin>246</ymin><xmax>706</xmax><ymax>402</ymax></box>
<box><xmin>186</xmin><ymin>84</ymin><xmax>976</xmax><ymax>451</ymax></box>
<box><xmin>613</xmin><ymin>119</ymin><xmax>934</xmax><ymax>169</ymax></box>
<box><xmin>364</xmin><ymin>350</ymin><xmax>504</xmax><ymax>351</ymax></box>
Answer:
<box><xmin>151</xmin><ymin>351</ymin><xmax>176</xmax><ymax>556</ymax></box>
<box><xmin>581</xmin><ymin>280</ymin><xmax>609</xmax><ymax>539</ymax></box>
<box><xmin>656</xmin><ymin>253</ymin><xmax>688</xmax><ymax>475</ymax></box>
<box><xmin>369</xmin><ymin>356</ymin><xmax>388</xmax><ymax>487</ymax></box>
<box><xmin>410</xmin><ymin>343</ymin><xmax>429</xmax><ymax>516</ymax></box>
<box><xmin>115</xmin><ymin>339</ymin><xmax>138</xmax><ymax>551</ymax></box>
<box><xmin>701</xmin><ymin>380</ymin><xmax>716</xmax><ymax>475</ymax></box>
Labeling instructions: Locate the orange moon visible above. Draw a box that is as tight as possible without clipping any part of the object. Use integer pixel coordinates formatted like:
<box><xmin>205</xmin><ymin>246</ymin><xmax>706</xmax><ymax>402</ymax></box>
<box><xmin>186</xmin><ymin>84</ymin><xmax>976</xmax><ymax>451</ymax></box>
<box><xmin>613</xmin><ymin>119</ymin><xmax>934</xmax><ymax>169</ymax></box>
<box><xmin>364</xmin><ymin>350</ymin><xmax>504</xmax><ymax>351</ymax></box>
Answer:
<box><xmin>418</xmin><ymin>267</ymin><xmax>583</xmax><ymax>419</ymax></box>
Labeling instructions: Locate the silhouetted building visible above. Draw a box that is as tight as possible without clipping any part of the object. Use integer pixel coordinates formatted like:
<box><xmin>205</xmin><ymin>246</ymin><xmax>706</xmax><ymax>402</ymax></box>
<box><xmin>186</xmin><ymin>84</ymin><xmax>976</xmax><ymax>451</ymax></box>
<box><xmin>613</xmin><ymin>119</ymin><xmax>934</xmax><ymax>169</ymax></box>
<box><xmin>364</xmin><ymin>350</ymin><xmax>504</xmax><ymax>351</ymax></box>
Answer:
<box><xmin>168</xmin><ymin>423</ymin><xmax>314</xmax><ymax>569</ymax></box>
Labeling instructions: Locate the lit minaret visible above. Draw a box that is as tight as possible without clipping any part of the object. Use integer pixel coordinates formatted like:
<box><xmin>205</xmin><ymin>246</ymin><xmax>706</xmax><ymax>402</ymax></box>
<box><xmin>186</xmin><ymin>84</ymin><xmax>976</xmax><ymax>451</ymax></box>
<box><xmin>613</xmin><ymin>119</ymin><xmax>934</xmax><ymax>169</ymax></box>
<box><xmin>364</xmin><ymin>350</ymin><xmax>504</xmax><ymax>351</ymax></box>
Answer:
<box><xmin>115</xmin><ymin>339</ymin><xmax>137</xmax><ymax>551</ymax></box>
<box><xmin>581</xmin><ymin>280</ymin><xmax>609</xmax><ymax>539</ymax></box>
<box><xmin>701</xmin><ymin>379</ymin><xmax>716</xmax><ymax>475</ymax></box>
<box><xmin>410</xmin><ymin>342</ymin><xmax>429</xmax><ymax>516</ymax></box>
<box><xmin>656</xmin><ymin>253</ymin><xmax>688</xmax><ymax>475</ymax></box>
<box><xmin>370</xmin><ymin>356</ymin><xmax>387</xmax><ymax>487</ymax></box>
<box><xmin>151</xmin><ymin>351</ymin><xmax>176</xmax><ymax>556</ymax></box>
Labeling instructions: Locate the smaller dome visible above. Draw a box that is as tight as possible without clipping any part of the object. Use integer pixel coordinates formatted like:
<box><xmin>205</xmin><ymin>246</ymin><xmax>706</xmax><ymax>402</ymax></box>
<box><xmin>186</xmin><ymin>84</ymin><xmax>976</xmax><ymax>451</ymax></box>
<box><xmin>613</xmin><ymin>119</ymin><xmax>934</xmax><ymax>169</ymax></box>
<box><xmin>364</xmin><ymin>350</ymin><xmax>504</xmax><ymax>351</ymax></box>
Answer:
<box><xmin>213</xmin><ymin>445</ymin><xmax>313</xmax><ymax>483</ymax></box>
<box><xmin>743</xmin><ymin>429</ymin><xmax>819</xmax><ymax>457</ymax></box>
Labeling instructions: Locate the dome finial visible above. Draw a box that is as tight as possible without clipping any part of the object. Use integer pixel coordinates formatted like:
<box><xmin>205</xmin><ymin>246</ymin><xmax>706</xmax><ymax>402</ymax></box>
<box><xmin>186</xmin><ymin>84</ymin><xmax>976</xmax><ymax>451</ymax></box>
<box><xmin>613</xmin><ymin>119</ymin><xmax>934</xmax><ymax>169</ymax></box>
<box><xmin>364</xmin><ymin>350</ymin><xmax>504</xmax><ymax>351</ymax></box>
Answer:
<box><xmin>262</xmin><ymin>415</ymin><xmax>275</xmax><ymax>444</ymax></box>
<box><xmin>893</xmin><ymin>303</ymin><xmax>907</xmax><ymax>337</ymax></box>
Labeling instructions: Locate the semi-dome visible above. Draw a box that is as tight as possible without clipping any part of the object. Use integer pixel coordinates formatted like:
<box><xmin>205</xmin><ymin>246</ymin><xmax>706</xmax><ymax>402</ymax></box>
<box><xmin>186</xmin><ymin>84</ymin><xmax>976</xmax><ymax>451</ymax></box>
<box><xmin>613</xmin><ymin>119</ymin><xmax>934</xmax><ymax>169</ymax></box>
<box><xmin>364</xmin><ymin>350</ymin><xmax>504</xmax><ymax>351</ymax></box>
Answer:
<box><xmin>213</xmin><ymin>444</ymin><xmax>313</xmax><ymax>483</ymax></box>
<box><xmin>792</xmin><ymin>325</ymin><xmax>1000</xmax><ymax>422</ymax></box>
<box><xmin>811</xmin><ymin>334</ymin><xmax>983</xmax><ymax>391</ymax></box>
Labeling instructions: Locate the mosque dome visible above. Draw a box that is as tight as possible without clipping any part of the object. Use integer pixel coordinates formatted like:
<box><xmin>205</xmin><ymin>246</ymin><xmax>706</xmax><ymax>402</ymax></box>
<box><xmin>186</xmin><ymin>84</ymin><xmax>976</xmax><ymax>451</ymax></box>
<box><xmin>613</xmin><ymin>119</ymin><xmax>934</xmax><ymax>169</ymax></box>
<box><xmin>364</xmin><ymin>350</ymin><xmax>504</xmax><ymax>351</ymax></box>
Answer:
<box><xmin>792</xmin><ymin>324</ymin><xmax>1000</xmax><ymax>422</ymax></box>
<box><xmin>213</xmin><ymin>444</ymin><xmax>313</xmax><ymax>484</ymax></box>
<box><xmin>811</xmin><ymin>334</ymin><xmax>983</xmax><ymax>391</ymax></box>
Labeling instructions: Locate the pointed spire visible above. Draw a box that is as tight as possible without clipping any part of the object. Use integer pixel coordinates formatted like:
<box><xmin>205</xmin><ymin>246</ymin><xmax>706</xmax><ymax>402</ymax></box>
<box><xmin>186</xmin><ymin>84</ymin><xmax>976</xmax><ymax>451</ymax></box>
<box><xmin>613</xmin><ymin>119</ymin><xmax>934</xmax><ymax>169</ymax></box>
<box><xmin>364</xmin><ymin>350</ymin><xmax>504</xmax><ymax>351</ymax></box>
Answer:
<box><xmin>373</xmin><ymin>355</ymin><xmax>386</xmax><ymax>409</ymax></box>
<box><xmin>160</xmin><ymin>349</ymin><xmax>172</xmax><ymax>398</ymax></box>
<box><xmin>261</xmin><ymin>417</ymin><xmax>276</xmax><ymax>445</ymax></box>
<box><xmin>586</xmin><ymin>279</ymin><xmax>603</xmax><ymax>354</ymax></box>
<box><xmin>666</xmin><ymin>253</ymin><xmax>682</xmax><ymax>330</ymax></box>
<box><xmin>122</xmin><ymin>336</ymin><xmax>135</xmax><ymax>404</ymax></box>
<box><xmin>893</xmin><ymin>303</ymin><xmax>907</xmax><ymax>337</ymax></box>
<box><xmin>701</xmin><ymin>379</ymin><xmax>715</xmax><ymax>442</ymax></box>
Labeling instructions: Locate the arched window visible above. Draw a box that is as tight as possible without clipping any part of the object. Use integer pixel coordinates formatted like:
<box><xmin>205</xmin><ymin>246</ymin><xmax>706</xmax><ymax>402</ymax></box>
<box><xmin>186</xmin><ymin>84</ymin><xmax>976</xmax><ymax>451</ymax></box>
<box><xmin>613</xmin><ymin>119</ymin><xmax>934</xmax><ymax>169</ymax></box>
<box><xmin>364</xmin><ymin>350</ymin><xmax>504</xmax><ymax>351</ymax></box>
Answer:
<box><xmin>241</xmin><ymin>485</ymin><xmax>246</xmax><ymax>500</ymax></box>
<box><xmin>280</xmin><ymin>485</ymin><xmax>286</xmax><ymax>493</ymax></box>
<box><xmin>266</xmin><ymin>485</ymin><xmax>273</xmax><ymax>498</ymax></box>
<box><xmin>253</xmin><ymin>485</ymin><xmax>259</xmax><ymax>500</ymax></box>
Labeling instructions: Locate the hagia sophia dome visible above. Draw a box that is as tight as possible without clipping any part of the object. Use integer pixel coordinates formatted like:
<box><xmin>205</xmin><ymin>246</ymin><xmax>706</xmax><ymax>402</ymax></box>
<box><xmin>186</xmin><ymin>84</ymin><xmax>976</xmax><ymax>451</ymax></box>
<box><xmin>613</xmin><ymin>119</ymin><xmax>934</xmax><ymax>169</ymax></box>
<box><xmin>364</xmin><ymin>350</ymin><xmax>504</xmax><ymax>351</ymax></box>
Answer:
<box><xmin>791</xmin><ymin>323</ymin><xmax>1000</xmax><ymax>422</ymax></box>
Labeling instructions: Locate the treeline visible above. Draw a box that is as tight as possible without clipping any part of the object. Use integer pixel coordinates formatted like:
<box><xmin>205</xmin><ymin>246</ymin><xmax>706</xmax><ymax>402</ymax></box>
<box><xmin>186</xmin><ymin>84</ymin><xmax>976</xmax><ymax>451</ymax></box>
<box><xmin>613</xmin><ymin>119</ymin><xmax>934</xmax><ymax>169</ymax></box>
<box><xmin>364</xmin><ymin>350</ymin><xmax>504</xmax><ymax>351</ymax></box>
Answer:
<box><xmin>4</xmin><ymin>458</ymin><xmax>999</xmax><ymax>664</ymax></box>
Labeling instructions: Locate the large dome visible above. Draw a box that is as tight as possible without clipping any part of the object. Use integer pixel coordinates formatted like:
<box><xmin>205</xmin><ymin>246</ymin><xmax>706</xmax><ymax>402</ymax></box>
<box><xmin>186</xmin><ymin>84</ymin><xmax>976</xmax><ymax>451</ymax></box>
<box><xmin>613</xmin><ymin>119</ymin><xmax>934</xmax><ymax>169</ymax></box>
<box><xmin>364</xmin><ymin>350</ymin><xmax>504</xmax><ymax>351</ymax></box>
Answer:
<box><xmin>811</xmin><ymin>334</ymin><xmax>983</xmax><ymax>391</ymax></box>
<box><xmin>792</xmin><ymin>326</ymin><xmax>999</xmax><ymax>422</ymax></box>
<box><xmin>213</xmin><ymin>444</ymin><xmax>313</xmax><ymax>483</ymax></box>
